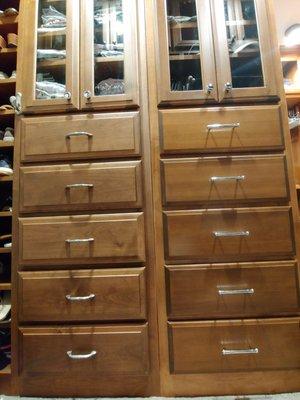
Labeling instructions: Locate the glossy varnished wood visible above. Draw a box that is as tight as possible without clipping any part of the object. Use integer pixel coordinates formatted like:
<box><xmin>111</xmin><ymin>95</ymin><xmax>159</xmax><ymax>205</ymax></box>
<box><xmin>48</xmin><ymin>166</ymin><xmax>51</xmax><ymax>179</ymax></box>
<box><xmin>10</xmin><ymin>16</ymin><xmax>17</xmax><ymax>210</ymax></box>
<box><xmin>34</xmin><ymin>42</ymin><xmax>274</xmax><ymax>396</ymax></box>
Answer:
<box><xmin>160</xmin><ymin>105</ymin><xmax>284</xmax><ymax>154</ymax></box>
<box><xmin>164</xmin><ymin>207</ymin><xmax>295</xmax><ymax>263</ymax></box>
<box><xmin>166</xmin><ymin>262</ymin><xmax>300</xmax><ymax>319</ymax></box>
<box><xmin>20</xmin><ymin>112</ymin><xmax>141</xmax><ymax>162</ymax></box>
<box><xmin>18</xmin><ymin>268</ymin><xmax>146</xmax><ymax>322</ymax></box>
<box><xmin>19</xmin><ymin>161</ymin><xmax>143</xmax><ymax>213</ymax></box>
<box><xmin>19</xmin><ymin>324</ymin><xmax>149</xmax><ymax>375</ymax></box>
<box><xmin>19</xmin><ymin>213</ymin><xmax>145</xmax><ymax>266</ymax></box>
<box><xmin>162</xmin><ymin>155</ymin><xmax>289</xmax><ymax>206</ymax></box>
<box><xmin>169</xmin><ymin>318</ymin><xmax>300</xmax><ymax>374</ymax></box>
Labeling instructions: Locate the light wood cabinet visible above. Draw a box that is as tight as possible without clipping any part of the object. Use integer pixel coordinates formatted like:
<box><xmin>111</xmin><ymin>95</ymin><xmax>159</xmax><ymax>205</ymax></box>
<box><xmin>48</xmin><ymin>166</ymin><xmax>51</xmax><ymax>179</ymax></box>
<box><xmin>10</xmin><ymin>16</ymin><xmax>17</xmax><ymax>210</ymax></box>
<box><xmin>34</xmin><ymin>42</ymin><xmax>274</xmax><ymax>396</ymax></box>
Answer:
<box><xmin>156</xmin><ymin>0</ymin><xmax>277</xmax><ymax>104</ymax></box>
<box><xmin>17</xmin><ymin>0</ymin><xmax>140</xmax><ymax>113</ymax></box>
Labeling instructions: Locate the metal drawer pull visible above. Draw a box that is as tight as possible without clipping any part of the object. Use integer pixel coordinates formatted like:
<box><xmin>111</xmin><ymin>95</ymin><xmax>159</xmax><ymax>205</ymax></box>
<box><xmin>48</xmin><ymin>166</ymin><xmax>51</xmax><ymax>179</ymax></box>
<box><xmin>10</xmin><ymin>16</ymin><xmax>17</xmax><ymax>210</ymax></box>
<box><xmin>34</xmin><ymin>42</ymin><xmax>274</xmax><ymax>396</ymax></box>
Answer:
<box><xmin>207</xmin><ymin>123</ymin><xmax>240</xmax><ymax>132</ymax></box>
<box><xmin>210</xmin><ymin>175</ymin><xmax>245</xmax><ymax>182</ymax></box>
<box><xmin>66</xmin><ymin>131</ymin><xmax>93</xmax><ymax>139</ymax></box>
<box><xmin>66</xmin><ymin>294</ymin><xmax>95</xmax><ymax>301</ymax></box>
<box><xmin>67</xmin><ymin>350</ymin><xmax>97</xmax><ymax>360</ymax></box>
<box><xmin>213</xmin><ymin>230</ymin><xmax>250</xmax><ymax>238</ymax></box>
<box><xmin>222</xmin><ymin>348</ymin><xmax>259</xmax><ymax>356</ymax></box>
<box><xmin>66</xmin><ymin>183</ymin><xmax>94</xmax><ymax>189</ymax></box>
<box><xmin>218</xmin><ymin>288</ymin><xmax>255</xmax><ymax>296</ymax></box>
<box><xmin>65</xmin><ymin>238</ymin><xmax>94</xmax><ymax>244</ymax></box>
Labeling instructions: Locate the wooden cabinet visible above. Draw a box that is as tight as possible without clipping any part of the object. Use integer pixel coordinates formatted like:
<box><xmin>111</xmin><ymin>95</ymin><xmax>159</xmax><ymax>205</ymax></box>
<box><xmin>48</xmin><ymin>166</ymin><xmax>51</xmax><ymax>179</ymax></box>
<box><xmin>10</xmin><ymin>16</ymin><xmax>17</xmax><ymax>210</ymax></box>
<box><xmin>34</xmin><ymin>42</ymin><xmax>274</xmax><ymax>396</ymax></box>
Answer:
<box><xmin>156</xmin><ymin>0</ymin><xmax>277</xmax><ymax>104</ymax></box>
<box><xmin>17</xmin><ymin>0</ymin><xmax>140</xmax><ymax>113</ymax></box>
<box><xmin>19</xmin><ymin>213</ymin><xmax>146</xmax><ymax>266</ymax></box>
<box><xmin>19</xmin><ymin>268</ymin><xmax>146</xmax><ymax>322</ymax></box>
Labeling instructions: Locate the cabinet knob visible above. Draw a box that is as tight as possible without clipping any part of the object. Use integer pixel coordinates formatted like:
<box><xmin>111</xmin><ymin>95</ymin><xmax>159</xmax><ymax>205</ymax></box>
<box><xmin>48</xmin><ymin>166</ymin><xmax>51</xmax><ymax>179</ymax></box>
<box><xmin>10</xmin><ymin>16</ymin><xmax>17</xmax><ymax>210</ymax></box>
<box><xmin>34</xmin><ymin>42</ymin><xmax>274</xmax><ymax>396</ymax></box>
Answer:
<box><xmin>64</xmin><ymin>91</ymin><xmax>72</xmax><ymax>100</ymax></box>
<box><xmin>83</xmin><ymin>90</ymin><xmax>92</xmax><ymax>101</ymax></box>
<box><xmin>206</xmin><ymin>83</ymin><xmax>214</xmax><ymax>95</ymax></box>
<box><xmin>225</xmin><ymin>82</ymin><xmax>232</xmax><ymax>92</ymax></box>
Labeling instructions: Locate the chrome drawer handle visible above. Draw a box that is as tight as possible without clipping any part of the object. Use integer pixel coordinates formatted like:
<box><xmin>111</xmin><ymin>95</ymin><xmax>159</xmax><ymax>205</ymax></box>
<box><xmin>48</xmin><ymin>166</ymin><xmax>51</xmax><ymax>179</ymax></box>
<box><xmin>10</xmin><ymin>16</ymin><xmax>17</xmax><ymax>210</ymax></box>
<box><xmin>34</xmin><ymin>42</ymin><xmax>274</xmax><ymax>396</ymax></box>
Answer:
<box><xmin>213</xmin><ymin>230</ymin><xmax>250</xmax><ymax>238</ymax></box>
<box><xmin>222</xmin><ymin>348</ymin><xmax>259</xmax><ymax>356</ymax></box>
<box><xmin>207</xmin><ymin>123</ymin><xmax>240</xmax><ymax>132</ymax></box>
<box><xmin>65</xmin><ymin>238</ymin><xmax>94</xmax><ymax>244</ymax></box>
<box><xmin>67</xmin><ymin>350</ymin><xmax>97</xmax><ymax>360</ymax></box>
<box><xmin>218</xmin><ymin>288</ymin><xmax>255</xmax><ymax>296</ymax></box>
<box><xmin>210</xmin><ymin>175</ymin><xmax>245</xmax><ymax>182</ymax></box>
<box><xmin>66</xmin><ymin>183</ymin><xmax>94</xmax><ymax>189</ymax></box>
<box><xmin>66</xmin><ymin>131</ymin><xmax>93</xmax><ymax>139</ymax></box>
<box><xmin>66</xmin><ymin>294</ymin><xmax>95</xmax><ymax>301</ymax></box>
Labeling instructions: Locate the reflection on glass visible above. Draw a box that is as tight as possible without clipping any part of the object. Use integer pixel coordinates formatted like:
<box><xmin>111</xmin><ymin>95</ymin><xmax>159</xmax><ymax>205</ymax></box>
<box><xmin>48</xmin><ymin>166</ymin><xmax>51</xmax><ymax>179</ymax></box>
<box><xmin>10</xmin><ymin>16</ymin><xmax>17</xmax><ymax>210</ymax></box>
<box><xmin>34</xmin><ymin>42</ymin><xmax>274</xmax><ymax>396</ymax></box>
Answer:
<box><xmin>224</xmin><ymin>0</ymin><xmax>264</xmax><ymax>88</ymax></box>
<box><xmin>35</xmin><ymin>1</ymin><xmax>67</xmax><ymax>100</ymax></box>
<box><xmin>166</xmin><ymin>0</ymin><xmax>202</xmax><ymax>91</ymax></box>
<box><xmin>94</xmin><ymin>0</ymin><xmax>125</xmax><ymax>96</ymax></box>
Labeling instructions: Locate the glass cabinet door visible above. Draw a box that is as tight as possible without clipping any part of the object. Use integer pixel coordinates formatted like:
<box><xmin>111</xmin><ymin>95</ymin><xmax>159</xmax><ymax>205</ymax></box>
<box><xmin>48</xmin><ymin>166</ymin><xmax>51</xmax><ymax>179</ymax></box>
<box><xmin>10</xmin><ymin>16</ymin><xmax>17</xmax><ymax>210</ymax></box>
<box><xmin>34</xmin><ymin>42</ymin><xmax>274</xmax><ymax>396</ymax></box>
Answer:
<box><xmin>212</xmin><ymin>0</ymin><xmax>276</xmax><ymax>100</ymax></box>
<box><xmin>18</xmin><ymin>0</ymin><xmax>80</xmax><ymax>113</ymax></box>
<box><xmin>81</xmin><ymin>0</ymin><xmax>139</xmax><ymax>109</ymax></box>
<box><xmin>156</xmin><ymin>0</ymin><xmax>217</xmax><ymax>103</ymax></box>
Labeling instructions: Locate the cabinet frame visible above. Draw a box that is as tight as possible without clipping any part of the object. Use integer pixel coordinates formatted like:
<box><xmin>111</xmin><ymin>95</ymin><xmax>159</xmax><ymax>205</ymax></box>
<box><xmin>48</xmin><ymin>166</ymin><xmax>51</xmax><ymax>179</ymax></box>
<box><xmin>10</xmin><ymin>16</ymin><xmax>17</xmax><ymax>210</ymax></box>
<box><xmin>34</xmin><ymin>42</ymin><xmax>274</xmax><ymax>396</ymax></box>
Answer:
<box><xmin>17</xmin><ymin>0</ymin><xmax>80</xmax><ymax>113</ymax></box>
<box><xmin>156</xmin><ymin>0</ymin><xmax>218</xmax><ymax>104</ymax></box>
<box><xmin>80</xmin><ymin>0</ymin><xmax>140</xmax><ymax>109</ymax></box>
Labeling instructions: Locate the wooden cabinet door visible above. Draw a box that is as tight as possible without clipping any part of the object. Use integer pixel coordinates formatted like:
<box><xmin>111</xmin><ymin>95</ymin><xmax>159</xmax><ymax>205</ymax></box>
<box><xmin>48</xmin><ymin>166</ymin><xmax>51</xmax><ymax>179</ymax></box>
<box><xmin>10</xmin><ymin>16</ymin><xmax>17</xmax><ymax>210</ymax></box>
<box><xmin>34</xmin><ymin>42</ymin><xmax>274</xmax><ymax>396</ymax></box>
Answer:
<box><xmin>80</xmin><ymin>0</ymin><xmax>139</xmax><ymax>110</ymax></box>
<box><xmin>211</xmin><ymin>0</ymin><xmax>277</xmax><ymax>101</ymax></box>
<box><xmin>17</xmin><ymin>0</ymin><xmax>80</xmax><ymax>113</ymax></box>
<box><xmin>156</xmin><ymin>0</ymin><xmax>218</xmax><ymax>104</ymax></box>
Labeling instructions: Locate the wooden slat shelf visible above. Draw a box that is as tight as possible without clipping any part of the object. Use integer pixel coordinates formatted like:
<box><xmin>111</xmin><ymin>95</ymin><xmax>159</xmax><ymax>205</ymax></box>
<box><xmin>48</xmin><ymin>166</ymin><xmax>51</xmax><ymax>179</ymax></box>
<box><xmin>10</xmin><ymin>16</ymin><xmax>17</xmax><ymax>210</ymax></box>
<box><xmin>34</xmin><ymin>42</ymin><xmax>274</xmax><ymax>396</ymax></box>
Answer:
<box><xmin>0</xmin><ymin>48</ymin><xmax>17</xmax><ymax>55</ymax></box>
<box><xmin>0</xmin><ymin>78</ymin><xmax>16</xmax><ymax>85</ymax></box>
<box><xmin>0</xmin><ymin>16</ymin><xmax>18</xmax><ymax>26</ymax></box>
<box><xmin>169</xmin><ymin>54</ymin><xmax>199</xmax><ymax>61</ymax></box>
<box><xmin>95</xmin><ymin>56</ymin><xmax>124</xmax><ymax>63</ymax></box>
<box><xmin>37</xmin><ymin>58</ymin><xmax>65</xmax><ymax>68</ymax></box>
<box><xmin>226</xmin><ymin>19</ymin><xmax>256</xmax><ymax>26</ymax></box>
<box><xmin>0</xmin><ymin>365</ymin><xmax>11</xmax><ymax>375</ymax></box>
<box><xmin>0</xmin><ymin>141</ymin><xmax>14</xmax><ymax>148</ymax></box>
<box><xmin>0</xmin><ymin>176</ymin><xmax>13</xmax><ymax>182</ymax></box>
<box><xmin>0</xmin><ymin>110</ymin><xmax>14</xmax><ymax>117</ymax></box>
<box><xmin>0</xmin><ymin>282</ymin><xmax>11</xmax><ymax>290</ymax></box>
<box><xmin>0</xmin><ymin>211</ymin><xmax>12</xmax><ymax>217</ymax></box>
<box><xmin>0</xmin><ymin>248</ymin><xmax>11</xmax><ymax>254</ymax></box>
<box><xmin>38</xmin><ymin>28</ymin><xmax>66</xmax><ymax>38</ymax></box>
<box><xmin>170</xmin><ymin>21</ymin><xmax>197</xmax><ymax>29</ymax></box>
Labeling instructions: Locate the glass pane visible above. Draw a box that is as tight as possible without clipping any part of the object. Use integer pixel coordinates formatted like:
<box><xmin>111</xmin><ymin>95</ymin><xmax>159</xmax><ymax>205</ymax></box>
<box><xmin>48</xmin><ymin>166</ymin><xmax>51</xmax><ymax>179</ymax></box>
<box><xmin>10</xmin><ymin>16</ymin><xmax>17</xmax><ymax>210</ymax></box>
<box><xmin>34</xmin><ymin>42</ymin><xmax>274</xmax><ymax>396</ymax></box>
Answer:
<box><xmin>166</xmin><ymin>0</ymin><xmax>202</xmax><ymax>92</ymax></box>
<box><xmin>224</xmin><ymin>0</ymin><xmax>264</xmax><ymax>88</ymax></box>
<box><xmin>35</xmin><ymin>0</ymin><xmax>67</xmax><ymax>100</ymax></box>
<box><xmin>94</xmin><ymin>0</ymin><xmax>125</xmax><ymax>97</ymax></box>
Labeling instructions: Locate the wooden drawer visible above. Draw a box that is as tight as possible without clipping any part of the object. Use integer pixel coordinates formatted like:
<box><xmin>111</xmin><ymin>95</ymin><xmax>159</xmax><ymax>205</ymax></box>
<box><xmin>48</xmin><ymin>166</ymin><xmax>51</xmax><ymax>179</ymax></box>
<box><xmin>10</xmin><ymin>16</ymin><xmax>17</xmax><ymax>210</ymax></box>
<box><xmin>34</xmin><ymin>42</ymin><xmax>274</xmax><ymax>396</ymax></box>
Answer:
<box><xmin>19</xmin><ymin>161</ymin><xmax>143</xmax><ymax>213</ymax></box>
<box><xmin>19</xmin><ymin>213</ymin><xmax>145</xmax><ymax>266</ymax></box>
<box><xmin>20</xmin><ymin>112</ymin><xmax>140</xmax><ymax>162</ymax></box>
<box><xmin>169</xmin><ymin>318</ymin><xmax>300</xmax><ymax>374</ymax></box>
<box><xmin>162</xmin><ymin>155</ymin><xmax>289</xmax><ymax>206</ymax></box>
<box><xmin>160</xmin><ymin>106</ymin><xmax>284</xmax><ymax>154</ymax></box>
<box><xmin>18</xmin><ymin>268</ymin><xmax>146</xmax><ymax>322</ymax></box>
<box><xmin>164</xmin><ymin>207</ymin><xmax>295</xmax><ymax>263</ymax></box>
<box><xmin>166</xmin><ymin>262</ymin><xmax>300</xmax><ymax>319</ymax></box>
<box><xmin>19</xmin><ymin>324</ymin><xmax>149</xmax><ymax>376</ymax></box>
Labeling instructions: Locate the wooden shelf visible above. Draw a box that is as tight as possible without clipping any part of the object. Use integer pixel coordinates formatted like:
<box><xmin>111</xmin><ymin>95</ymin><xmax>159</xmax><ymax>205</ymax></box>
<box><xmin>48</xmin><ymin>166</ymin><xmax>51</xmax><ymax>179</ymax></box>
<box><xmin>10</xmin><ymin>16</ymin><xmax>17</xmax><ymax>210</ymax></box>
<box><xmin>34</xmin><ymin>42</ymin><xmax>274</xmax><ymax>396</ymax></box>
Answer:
<box><xmin>37</xmin><ymin>58</ymin><xmax>65</xmax><ymax>68</ymax></box>
<box><xmin>226</xmin><ymin>19</ymin><xmax>256</xmax><ymax>26</ymax></box>
<box><xmin>170</xmin><ymin>21</ymin><xmax>197</xmax><ymax>29</ymax></box>
<box><xmin>0</xmin><ymin>78</ymin><xmax>16</xmax><ymax>85</ymax></box>
<box><xmin>38</xmin><ymin>28</ymin><xmax>66</xmax><ymax>38</ymax></box>
<box><xmin>0</xmin><ymin>282</ymin><xmax>11</xmax><ymax>290</ymax></box>
<box><xmin>95</xmin><ymin>56</ymin><xmax>124</xmax><ymax>63</ymax></box>
<box><xmin>0</xmin><ymin>141</ymin><xmax>14</xmax><ymax>149</ymax></box>
<box><xmin>0</xmin><ymin>176</ymin><xmax>13</xmax><ymax>182</ymax></box>
<box><xmin>0</xmin><ymin>248</ymin><xmax>11</xmax><ymax>254</ymax></box>
<box><xmin>0</xmin><ymin>109</ymin><xmax>14</xmax><ymax>117</ymax></box>
<box><xmin>0</xmin><ymin>15</ymin><xmax>18</xmax><ymax>26</ymax></box>
<box><xmin>169</xmin><ymin>54</ymin><xmax>199</xmax><ymax>61</ymax></box>
<box><xmin>0</xmin><ymin>365</ymin><xmax>11</xmax><ymax>375</ymax></box>
<box><xmin>0</xmin><ymin>211</ymin><xmax>12</xmax><ymax>217</ymax></box>
<box><xmin>0</xmin><ymin>48</ymin><xmax>17</xmax><ymax>55</ymax></box>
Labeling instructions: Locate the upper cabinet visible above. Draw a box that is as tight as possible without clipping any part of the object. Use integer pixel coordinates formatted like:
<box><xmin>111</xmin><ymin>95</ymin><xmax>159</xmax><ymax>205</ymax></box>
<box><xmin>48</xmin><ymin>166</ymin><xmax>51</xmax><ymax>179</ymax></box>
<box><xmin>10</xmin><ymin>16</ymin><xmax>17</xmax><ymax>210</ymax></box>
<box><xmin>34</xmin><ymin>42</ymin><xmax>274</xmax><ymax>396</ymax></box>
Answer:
<box><xmin>17</xmin><ymin>0</ymin><xmax>140</xmax><ymax>113</ymax></box>
<box><xmin>156</xmin><ymin>0</ymin><xmax>278</xmax><ymax>104</ymax></box>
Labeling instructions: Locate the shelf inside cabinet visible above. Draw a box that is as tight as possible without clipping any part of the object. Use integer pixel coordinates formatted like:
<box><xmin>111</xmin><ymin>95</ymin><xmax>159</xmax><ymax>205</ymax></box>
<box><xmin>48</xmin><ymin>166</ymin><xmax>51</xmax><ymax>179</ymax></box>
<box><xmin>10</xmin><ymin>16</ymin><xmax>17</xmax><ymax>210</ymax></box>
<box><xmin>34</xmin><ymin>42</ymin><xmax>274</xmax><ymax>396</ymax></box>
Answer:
<box><xmin>0</xmin><ymin>48</ymin><xmax>17</xmax><ymax>55</ymax></box>
<box><xmin>0</xmin><ymin>365</ymin><xmax>11</xmax><ymax>375</ymax></box>
<box><xmin>0</xmin><ymin>176</ymin><xmax>13</xmax><ymax>182</ymax></box>
<box><xmin>37</xmin><ymin>28</ymin><xmax>66</xmax><ymax>38</ymax></box>
<box><xmin>0</xmin><ymin>141</ymin><xmax>14</xmax><ymax>149</ymax></box>
<box><xmin>226</xmin><ymin>19</ymin><xmax>256</xmax><ymax>26</ymax></box>
<box><xmin>169</xmin><ymin>21</ymin><xmax>197</xmax><ymax>29</ymax></box>
<box><xmin>0</xmin><ymin>15</ymin><xmax>18</xmax><ymax>26</ymax></box>
<box><xmin>0</xmin><ymin>248</ymin><xmax>11</xmax><ymax>254</ymax></box>
<box><xmin>95</xmin><ymin>56</ymin><xmax>124</xmax><ymax>63</ymax></box>
<box><xmin>0</xmin><ymin>110</ymin><xmax>14</xmax><ymax>118</ymax></box>
<box><xmin>37</xmin><ymin>58</ymin><xmax>66</xmax><ymax>68</ymax></box>
<box><xmin>169</xmin><ymin>54</ymin><xmax>199</xmax><ymax>61</ymax></box>
<box><xmin>0</xmin><ymin>282</ymin><xmax>11</xmax><ymax>290</ymax></box>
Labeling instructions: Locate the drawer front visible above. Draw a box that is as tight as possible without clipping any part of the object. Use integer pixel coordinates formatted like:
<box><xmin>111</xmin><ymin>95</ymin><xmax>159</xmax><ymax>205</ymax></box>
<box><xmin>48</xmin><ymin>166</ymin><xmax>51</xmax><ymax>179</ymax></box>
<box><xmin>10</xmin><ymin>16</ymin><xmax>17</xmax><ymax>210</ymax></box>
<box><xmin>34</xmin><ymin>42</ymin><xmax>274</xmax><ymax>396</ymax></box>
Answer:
<box><xmin>20</xmin><ymin>112</ymin><xmax>140</xmax><ymax>162</ymax></box>
<box><xmin>20</xmin><ymin>161</ymin><xmax>143</xmax><ymax>213</ymax></box>
<box><xmin>19</xmin><ymin>213</ymin><xmax>145</xmax><ymax>266</ymax></box>
<box><xmin>162</xmin><ymin>155</ymin><xmax>289</xmax><ymax>206</ymax></box>
<box><xmin>19</xmin><ymin>268</ymin><xmax>146</xmax><ymax>322</ymax></box>
<box><xmin>19</xmin><ymin>324</ymin><xmax>149</xmax><ymax>376</ymax></box>
<box><xmin>169</xmin><ymin>318</ymin><xmax>300</xmax><ymax>374</ymax></box>
<box><xmin>166</xmin><ymin>262</ymin><xmax>300</xmax><ymax>319</ymax></box>
<box><xmin>164</xmin><ymin>207</ymin><xmax>295</xmax><ymax>263</ymax></box>
<box><xmin>160</xmin><ymin>106</ymin><xmax>283</xmax><ymax>154</ymax></box>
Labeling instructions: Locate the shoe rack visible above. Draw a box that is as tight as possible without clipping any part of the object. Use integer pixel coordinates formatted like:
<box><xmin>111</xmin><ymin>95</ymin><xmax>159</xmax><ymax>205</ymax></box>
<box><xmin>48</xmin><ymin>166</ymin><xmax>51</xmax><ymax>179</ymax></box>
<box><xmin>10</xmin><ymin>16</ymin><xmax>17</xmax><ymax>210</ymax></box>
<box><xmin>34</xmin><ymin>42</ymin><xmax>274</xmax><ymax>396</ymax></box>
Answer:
<box><xmin>0</xmin><ymin>0</ymin><xmax>18</xmax><ymax>393</ymax></box>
